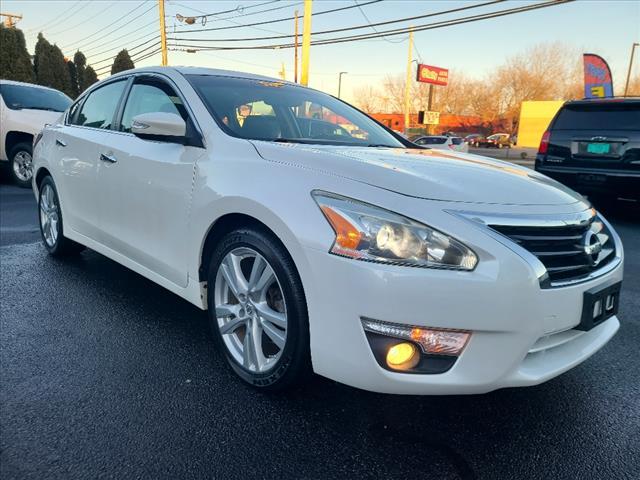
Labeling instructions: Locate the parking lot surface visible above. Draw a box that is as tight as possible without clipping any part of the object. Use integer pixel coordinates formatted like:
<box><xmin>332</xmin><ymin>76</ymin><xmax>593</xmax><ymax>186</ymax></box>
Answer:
<box><xmin>1</xmin><ymin>179</ymin><xmax>638</xmax><ymax>479</ymax></box>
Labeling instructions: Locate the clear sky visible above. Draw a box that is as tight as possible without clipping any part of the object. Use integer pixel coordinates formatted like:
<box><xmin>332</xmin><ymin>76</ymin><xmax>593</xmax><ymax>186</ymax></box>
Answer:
<box><xmin>4</xmin><ymin>0</ymin><xmax>640</xmax><ymax>103</ymax></box>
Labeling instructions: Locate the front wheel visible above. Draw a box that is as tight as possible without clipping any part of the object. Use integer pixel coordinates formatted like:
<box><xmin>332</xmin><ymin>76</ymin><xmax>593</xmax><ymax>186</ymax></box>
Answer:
<box><xmin>207</xmin><ymin>227</ymin><xmax>310</xmax><ymax>391</ymax></box>
<box><xmin>38</xmin><ymin>176</ymin><xmax>85</xmax><ymax>257</ymax></box>
<box><xmin>10</xmin><ymin>142</ymin><xmax>33</xmax><ymax>188</ymax></box>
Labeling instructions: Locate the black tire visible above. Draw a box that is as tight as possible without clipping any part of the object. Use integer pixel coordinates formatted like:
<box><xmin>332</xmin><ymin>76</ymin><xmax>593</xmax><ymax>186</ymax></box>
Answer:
<box><xmin>38</xmin><ymin>176</ymin><xmax>85</xmax><ymax>257</ymax></box>
<box><xmin>207</xmin><ymin>226</ymin><xmax>311</xmax><ymax>392</ymax></box>
<box><xmin>9</xmin><ymin>142</ymin><xmax>33</xmax><ymax>188</ymax></box>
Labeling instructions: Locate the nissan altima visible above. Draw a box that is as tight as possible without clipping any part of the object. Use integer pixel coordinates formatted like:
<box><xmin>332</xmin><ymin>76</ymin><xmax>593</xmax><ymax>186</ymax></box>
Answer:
<box><xmin>31</xmin><ymin>67</ymin><xmax>624</xmax><ymax>394</ymax></box>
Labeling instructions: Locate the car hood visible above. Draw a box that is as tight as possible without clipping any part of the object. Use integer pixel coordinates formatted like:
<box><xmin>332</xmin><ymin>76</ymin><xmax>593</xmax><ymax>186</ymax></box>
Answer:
<box><xmin>14</xmin><ymin>108</ymin><xmax>63</xmax><ymax>128</ymax></box>
<box><xmin>251</xmin><ymin>142</ymin><xmax>584</xmax><ymax>205</ymax></box>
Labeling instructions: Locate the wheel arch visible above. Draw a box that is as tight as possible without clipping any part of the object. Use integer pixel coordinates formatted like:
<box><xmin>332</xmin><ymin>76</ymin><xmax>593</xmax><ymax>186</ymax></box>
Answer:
<box><xmin>34</xmin><ymin>166</ymin><xmax>52</xmax><ymax>193</ymax></box>
<box><xmin>5</xmin><ymin>131</ymin><xmax>33</xmax><ymax>157</ymax></box>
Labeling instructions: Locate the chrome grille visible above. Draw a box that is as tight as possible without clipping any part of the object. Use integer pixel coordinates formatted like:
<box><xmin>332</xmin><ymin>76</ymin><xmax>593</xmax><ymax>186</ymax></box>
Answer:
<box><xmin>490</xmin><ymin>216</ymin><xmax>616</xmax><ymax>285</ymax></box>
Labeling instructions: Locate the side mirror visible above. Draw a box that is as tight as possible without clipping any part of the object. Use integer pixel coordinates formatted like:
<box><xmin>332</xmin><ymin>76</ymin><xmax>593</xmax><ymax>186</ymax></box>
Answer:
<box><xmin>131</xmin><ymin>112</ymin><xmax>186</xmax><ymax>142</ymax></box>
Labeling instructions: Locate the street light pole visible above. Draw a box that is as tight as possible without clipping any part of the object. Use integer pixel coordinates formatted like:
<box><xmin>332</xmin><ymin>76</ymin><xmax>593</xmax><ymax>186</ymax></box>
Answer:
<box><xmin>338</xmin><ymin>71</ymin><xmax>348</xmax><ymax>98</ymax></box>
<box><xmin>624</xmin><ymin>42</ymin><xmax>639</xmax><ymax>97</ymax></box>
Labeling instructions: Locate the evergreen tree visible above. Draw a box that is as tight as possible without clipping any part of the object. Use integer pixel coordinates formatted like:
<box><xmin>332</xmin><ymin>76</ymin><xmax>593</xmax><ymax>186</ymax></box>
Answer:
<box><xmin>33</xmin><ymin>33</ymin><xmax>73</xmax><ymax>97</ymax></box>
<box><xmin>83</xmin><ymin>66</ymin><xmax>98</xmax><ymax>89</ymax></box>
<box><xmin>111</xmin><ymin>49</ymin><xmax>134</xmax><ymax>75</ymax></box>
<box><xmin>67</xmin><ymin>60</ymin><xmax>79</xmax><ymax>98</ymax></box>
<box><xmin>73</xmin><ymin>50</ymin><xmax>87</xmax><ymax>92</ymax></box>
<box><xmin>0</xmin><ymin>25</ymin><xmax>35</xmax><ymax>82</ymax></box>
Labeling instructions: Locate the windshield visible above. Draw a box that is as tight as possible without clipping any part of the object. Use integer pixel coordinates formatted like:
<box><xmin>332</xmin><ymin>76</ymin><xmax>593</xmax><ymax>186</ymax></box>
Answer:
<box><xmin>187</xmin><ymin>75</ymin><xmax>404</xmax><ymax>148</ymax></box>
<box><xmin>0</xmin><ymin>83</ymin><xmax>71</xmax><ymax>112</ymax></box>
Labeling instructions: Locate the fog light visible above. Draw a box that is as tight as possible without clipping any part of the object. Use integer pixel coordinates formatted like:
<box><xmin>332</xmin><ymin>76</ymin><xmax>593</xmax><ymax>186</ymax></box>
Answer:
<box><xmin>386</xmin><ymin>342</ymin><xmax>419</xmax><ymax>370</ymax></box>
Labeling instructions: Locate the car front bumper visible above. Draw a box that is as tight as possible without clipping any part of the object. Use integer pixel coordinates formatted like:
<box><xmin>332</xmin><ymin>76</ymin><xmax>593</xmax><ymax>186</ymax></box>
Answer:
<box><xmin>302</xmin><ymin>227</ymin><xmax>623</xmax><ymax>395</ymax></box>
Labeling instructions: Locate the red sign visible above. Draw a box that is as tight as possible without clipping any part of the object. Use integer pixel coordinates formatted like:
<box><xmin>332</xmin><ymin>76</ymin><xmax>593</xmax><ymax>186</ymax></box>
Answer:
<box><xmin>416</xmin><ymin>64</ymin><xmax>448</xmax><ymax>86</ymax></box>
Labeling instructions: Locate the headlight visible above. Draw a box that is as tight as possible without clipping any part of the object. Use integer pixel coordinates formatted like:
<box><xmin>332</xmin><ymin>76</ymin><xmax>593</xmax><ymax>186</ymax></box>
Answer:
<box><xmin>312</xmin><ymin>191</ymin><xmax>477</xmax><ymax>270</ymax></box>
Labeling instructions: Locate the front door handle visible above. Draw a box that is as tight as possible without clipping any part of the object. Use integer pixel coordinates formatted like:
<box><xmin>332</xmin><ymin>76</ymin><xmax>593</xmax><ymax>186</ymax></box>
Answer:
<box><xmin>100</xmin><ymin>153</ymin><xmax>117</xmax><ymax>164</ymax></box>
<box><xmin>56</xmin><ymin>139</ymin><xmax>67</xmax><ymax>147</ymax></box>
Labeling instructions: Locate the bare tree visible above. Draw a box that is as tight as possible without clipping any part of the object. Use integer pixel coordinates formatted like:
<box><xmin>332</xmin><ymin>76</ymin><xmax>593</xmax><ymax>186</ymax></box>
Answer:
<box><xmin>353</xmin><ymin>85</ymin><xmax>381</xmax><ymax>113</ymax></box>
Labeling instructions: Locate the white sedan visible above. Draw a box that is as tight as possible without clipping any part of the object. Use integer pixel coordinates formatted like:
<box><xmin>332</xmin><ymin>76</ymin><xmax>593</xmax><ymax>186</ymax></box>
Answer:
<box><xmin>412</xmin><ymin>135</ymin><xmax>469</xmax><ymax>153</ymax></box>
<box><xmin>32</xmin><ymin>67</ymin><xmax>623</xmax><ymax>394</ymax></box>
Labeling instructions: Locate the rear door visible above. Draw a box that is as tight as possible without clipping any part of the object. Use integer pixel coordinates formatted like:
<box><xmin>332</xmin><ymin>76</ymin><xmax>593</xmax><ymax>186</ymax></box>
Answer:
<box><xmin>545</xmin><ymin>101</ymin><xmax>640</xmax><ymax>173</ymax></box>
<box><xmin>57</xmin><ymin>79</ymin><xmax>128</xmax><ymax>239</ymax></box>
<box><xmin>95</xmin><ymin>74</ymin><xmax>203</xmax><ymax>287</ymax></box>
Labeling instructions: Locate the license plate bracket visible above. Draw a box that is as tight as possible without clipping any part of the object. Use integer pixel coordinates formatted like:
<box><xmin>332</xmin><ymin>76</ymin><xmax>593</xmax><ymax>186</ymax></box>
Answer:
<box><xmin>577</xmin><ymin>282</ymin><xmax>621</xmax><ymax>331</ymax></box>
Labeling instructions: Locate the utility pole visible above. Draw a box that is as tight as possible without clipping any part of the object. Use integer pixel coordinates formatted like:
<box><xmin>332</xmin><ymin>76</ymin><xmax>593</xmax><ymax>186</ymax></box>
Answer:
<box><xmin>338</xmin><ymin>72</ymin><xmax>348</xmax><ymax>98</ymax></box>
<box><xmin>294</xmin><ymin>10</ymin><xmax>299</xmax><ymax>83</ymax></box>
<box><xmin>279</xmin><ymin>62</ymin><xmax>286</xmax><ymax>80</ymax></box>
<box><xmin>403</xmin><ymin>28</ymin><xmax>413</xmax><ymax>134</ymax></box>
<box><xmin>624</xmin><ymin>42</ymin><xmax>639</xmax><ymax>96</ymax></box>
<box><xmin>301</xmin><ymin>0</ymin><xmax>312</xmax><ymax>86</ymax></box>
<box><xmin>0</xmin><ymin>12</ymin><xmax>22</xmax><ymax>28</ymax></box>
<box><xmin>158</xmin><ymin>0</ymin><xmax>168</xmax><ymax>66</ymax></box>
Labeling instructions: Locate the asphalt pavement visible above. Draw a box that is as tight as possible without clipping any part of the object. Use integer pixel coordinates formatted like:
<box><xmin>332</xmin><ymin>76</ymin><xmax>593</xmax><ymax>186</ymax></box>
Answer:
<box><xmin>1</xmin><ymin>173</ymin><xmax>639</xmax><ymax>479</ymax></box>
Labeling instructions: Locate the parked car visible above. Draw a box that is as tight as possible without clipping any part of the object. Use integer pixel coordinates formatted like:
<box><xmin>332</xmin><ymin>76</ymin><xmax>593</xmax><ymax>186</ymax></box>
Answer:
<box><xmin>0</xmin><ymin>80</ymin><xmax>71</xmax><ymax>187</ymax></box>
<box><xmin>412</xmin><ymin>135</ymin><xmax>469</xmax><ymax>153</ymax></box>
<box><xmin>535</xmin><ymin>97</ymin><xmax>640</xmax><ymax>201</ymax></box>
<box><xmin>465</xmin><ymin>133</ymin><xmax>485</xmax><ymax>147</ymax></box>
<box><xmin>479</xmin><ymin>133</ymin><xmax>512</xmax><ymax>148</ymax></box>
<box><xmin>32</xmin><ymin>67</ymin><xmax>623</xmax><ymax>394</ymax></box>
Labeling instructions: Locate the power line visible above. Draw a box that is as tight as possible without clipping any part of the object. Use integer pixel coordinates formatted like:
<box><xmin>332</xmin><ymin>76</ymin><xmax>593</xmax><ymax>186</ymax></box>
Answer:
<box><xmin>26</xmin><ymin>0</ymin><xmax>89</xmax><ymax>33</ymax></box>
<box><xmin>47</xmin><ymin>2</ymin><xmax>118</xmax><ymax>37</ymax></box>
<box><xmin>84</xmin><ymin>22</ymin><xmax>159</xmax><ymax>57</ymax></box>
<box><xmin>91</xmin><ymin>36</ymin><xmax>160</xmax><ymax>67</ymax></box>
<box><xmin>171</xmin><ymin>0</ymin><xmax>505</xmax><ymax>43</ymax></box>
<box><xmin>172</xmin><ymin>0</ymin><xmax>381</xmax><ymax>34</ymax></box>
<box><xmin>61</xmin><ymin>1</ymin><xmax>153</xmax><ymax>51</ymax></box>
<box><xmin>169</xmin><ymin>0</ymin><xmax>572</xmax><ymax>51</ymax></box>
<box><xmin>189</xmin><ymin>0</ymin><xmax>280</xmax><ymax>19</ymax></box>
<box><xmin>94</xmin><ymin>44</ymin><xmax>161</xmax><ymax>75</ymax></box>
<box><xmin>354</xmin><ymin>0</ymin><xmax>405</xmax><ymax>44</ymax></box>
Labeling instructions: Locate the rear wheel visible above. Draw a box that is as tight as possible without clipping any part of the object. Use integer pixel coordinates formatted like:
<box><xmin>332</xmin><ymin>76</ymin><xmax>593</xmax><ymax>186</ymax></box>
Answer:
<box><xmin>207</xmin><ymin>227</ymin><xmax>310</xmax><ymax>391</ymax></box>
<box><xmin>10</xmin><ymin>142</ymin><xmax>33</xmax><ymax>188</ymax></box>
<box><xmin>38</xmin><ymin>176</ymin><xmax>85</xmax><ymax>257</ymax></box>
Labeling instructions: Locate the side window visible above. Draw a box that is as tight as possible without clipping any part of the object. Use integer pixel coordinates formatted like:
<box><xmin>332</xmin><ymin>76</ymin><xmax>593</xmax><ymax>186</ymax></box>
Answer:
<box><xmin>120</xmin><ymin>78</ymin><xmax>188</xmax><ymax>133</ymax></box>
<box><xmin>71</xmin><ymin>80</ymin><xmax>126</xmax><ymax>129</ymax></box>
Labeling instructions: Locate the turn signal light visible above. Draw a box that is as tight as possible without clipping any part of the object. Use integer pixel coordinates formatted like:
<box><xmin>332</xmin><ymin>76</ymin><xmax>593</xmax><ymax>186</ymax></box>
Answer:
<box><xmin>362</xmin><ymin>318</ymin><xmax>471</xmax><ymax>357</ymax></box>
<box><xmin>386</xmin><ymin>342</ymin><xmax>419</xmax><ymax>370</ymax></box>
<box><xmin>320</xmin><ymin>205</ymin><xmax>362</xmax><ymax>250</ymax></box>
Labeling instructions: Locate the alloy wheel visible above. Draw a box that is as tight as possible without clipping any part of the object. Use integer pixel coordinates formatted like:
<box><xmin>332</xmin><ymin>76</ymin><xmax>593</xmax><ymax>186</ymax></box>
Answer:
<box><xmin>13</xmin><ymin>151</ymin><xmax>33</xmax><ymax>182</ymax></box>
<box><xmin>214</xmin><ymin>247</ymin><xmax>288</xmax><ymax>372</ymax></box>
<box><xmin>39</xmin><ymin>184</ymin><xmax>59</xmax><ymax>247</ymax></box>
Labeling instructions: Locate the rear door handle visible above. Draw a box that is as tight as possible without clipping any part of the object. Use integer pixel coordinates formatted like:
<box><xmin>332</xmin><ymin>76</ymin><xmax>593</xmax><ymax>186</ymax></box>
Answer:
<box><xmin>56</xmin><ymin>139</ymin><xmax>67</xmax><ymax>147</ymax></box>
<box><xmin>100</xmin><ymin>153</ymin><xmax>117</xmax><ymax>164</ymax></box>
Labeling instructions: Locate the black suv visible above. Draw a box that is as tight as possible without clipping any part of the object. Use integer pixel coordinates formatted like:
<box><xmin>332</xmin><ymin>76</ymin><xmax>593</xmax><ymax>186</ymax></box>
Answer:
<box><xmin>535</xmin><ymin>98</ymin><xmax>640</xmax><ymax>201</ymax></box>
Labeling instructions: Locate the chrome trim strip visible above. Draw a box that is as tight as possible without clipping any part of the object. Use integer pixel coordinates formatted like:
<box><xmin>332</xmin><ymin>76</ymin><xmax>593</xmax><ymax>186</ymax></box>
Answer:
<box><xmin>448</xmin><ymin>208</ymin><xmax>622</xmax><ymax>289</ymax></box>
<box><xmin>451</xmin><ymin>207</ymin><xmax>596</xmax><ymax>228</ymax></box>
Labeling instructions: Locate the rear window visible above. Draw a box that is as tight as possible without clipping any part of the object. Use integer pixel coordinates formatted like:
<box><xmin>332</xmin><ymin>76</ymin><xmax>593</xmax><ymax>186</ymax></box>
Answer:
<box><xmin>417</xmin><ymin>137</ymin><xmax>447</xmax><ymax>145</ymax></box>
<box><xmin>553</xmin><ymin>103</ymin><xmax>640</xmax><ymax>130</ymax></box>
<box><xmin>0</xmin><ymin>83</ymin><xmax>71</xmax><ymax>112</ymax></box>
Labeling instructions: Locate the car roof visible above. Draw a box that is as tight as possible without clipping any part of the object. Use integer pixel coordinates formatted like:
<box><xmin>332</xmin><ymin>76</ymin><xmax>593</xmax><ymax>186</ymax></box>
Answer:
<box><xmin>0</xmin><ymin>79</ymin><xmax>63</xmax><ymax>92</ymax></box>
<box><xmin>565</xmin><ymin>97</ymin><xmax>640</xmax><ymax>106</ymax></box>
<box><xmin>110</xmin><ymin>66</ymin><xmax>293</xmax><ymax>85</ymax></box>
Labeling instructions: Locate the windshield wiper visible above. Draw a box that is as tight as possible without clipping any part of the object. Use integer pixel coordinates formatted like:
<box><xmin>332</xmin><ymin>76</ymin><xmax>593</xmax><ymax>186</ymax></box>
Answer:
<box><xmin>28</xmin><ymin>107</ymin><xmax>62</xmax><ymax>112</ymax></box>
<box><xmin>366</xmin><ymin>143</ymin><xmax>401</xmax><ymax>148</ymax></box>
